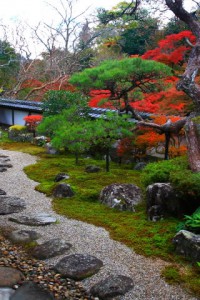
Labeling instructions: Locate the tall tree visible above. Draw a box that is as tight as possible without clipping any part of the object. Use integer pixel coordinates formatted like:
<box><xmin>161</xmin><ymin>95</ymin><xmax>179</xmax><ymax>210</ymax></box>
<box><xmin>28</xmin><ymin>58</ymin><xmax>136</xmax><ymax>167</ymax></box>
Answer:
<box><xmin>69</xmin><ymin>57</ymin><xmax>172</xmax><ymax>119</ymax></box>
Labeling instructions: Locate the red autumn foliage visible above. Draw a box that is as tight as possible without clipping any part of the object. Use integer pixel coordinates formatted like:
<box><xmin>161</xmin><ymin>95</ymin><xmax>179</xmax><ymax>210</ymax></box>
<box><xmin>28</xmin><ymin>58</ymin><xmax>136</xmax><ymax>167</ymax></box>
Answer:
<box><xmin>24</xmin><ymin>115</ymin><xmax>43</xmax><ymax>134</ymax></box>
<box><xmin>21</xmin><ymin>77</ymin><xmax>75</xmax><ymax>101</ymax></box>
<box><xmin>89</xmin><ymin>90</ymin><xmax>114</xmax><ymax>108</ymax></box>
<box><xmin>141</xmin><ymin>30</ymin><xmax>196</xmax><ymax>66</ymax></box>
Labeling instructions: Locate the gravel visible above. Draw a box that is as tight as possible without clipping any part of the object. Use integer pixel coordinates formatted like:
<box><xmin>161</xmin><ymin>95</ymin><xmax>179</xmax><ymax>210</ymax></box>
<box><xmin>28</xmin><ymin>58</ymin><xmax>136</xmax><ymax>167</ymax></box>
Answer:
<box><xmin>0</xmin><ymin>149</ymin><xmax>198</xmax><ymax>300</ymax></box>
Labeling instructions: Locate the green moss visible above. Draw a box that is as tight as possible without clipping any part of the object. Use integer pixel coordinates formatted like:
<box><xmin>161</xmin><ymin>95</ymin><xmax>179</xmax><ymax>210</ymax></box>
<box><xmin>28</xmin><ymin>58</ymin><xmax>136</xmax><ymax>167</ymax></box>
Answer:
<box><xmin>192</xmin><ymin>116</ymin><xmax>200</xmax><ymax>124</ymax></box>
<box><xmin>161</xmin><ymin>265</ymin><xmax>184</xmax><ymax>284</ymax></box>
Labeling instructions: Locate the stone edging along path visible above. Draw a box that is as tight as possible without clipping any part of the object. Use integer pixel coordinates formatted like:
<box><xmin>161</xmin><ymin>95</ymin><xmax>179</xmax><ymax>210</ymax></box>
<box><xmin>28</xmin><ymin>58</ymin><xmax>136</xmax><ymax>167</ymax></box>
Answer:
<box><xmin>0</xmin><ymin>150</ymin><xmax>198</xmax><ymax>300</ymax></box>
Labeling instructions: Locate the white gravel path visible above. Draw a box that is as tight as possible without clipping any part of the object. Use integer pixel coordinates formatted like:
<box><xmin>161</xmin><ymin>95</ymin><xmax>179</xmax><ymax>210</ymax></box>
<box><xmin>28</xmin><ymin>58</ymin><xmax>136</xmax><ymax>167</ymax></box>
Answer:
<box><xmin>0</xmin><ymin>149</ymin><xmax>197</xmax><ymax>300</ymax></box>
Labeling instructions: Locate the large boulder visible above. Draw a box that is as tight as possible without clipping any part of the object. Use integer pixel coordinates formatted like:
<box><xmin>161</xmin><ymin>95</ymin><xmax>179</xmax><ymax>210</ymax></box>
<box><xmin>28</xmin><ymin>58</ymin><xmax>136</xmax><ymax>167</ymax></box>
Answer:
<box><xmin>172</xmin><ymin>230</ymin><xmax>200</xmax><ymax>262</ymax></box>
<box><xmin>99</xmin><ymin>183</ymin><xmax>142</xmax><ymax>211</ymax></box>
<box><xmin>54</xmin><ymin>254</ymin><xmax>103</xmax><ymax>280</ymax></box>
<box><xmin>53</xmin><ymin>183</ymin><xmax>74</xmax><ymax>198</ymax></box>
<box><xmin>90</xmin><ymin>275</ymin><xmax>134</xmax><ymax>299</ymax></box>
<box><xmin>146</xmin><ymin>183</ymin><xmax>180</xmax><ymax>221</ymax></box>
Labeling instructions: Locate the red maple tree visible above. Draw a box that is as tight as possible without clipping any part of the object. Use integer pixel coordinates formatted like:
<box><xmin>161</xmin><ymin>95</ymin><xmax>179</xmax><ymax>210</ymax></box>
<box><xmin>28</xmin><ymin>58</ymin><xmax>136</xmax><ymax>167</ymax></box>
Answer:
<box><xmin>141</xmin><ymin>30</ymin><xmax>196</xmax><ymax>67</ymax></box>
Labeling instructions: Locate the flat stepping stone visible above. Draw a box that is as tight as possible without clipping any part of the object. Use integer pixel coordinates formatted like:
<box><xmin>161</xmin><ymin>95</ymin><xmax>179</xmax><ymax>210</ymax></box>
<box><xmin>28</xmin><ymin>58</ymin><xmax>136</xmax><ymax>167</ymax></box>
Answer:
<box><xmin>10</xmin><ymin>282</ymin><xmax>55</xmax><ymax>300</ymax></box>
<box><xmin>9</xmin><ymin>213</ymin><xmax>57</xmax><ymax>226</ymax></box>
<box><xmin>90</xmin><ymin>275</ymin><xmax>134</xmax><ymax>299</ymax></box>
<box><xmin>8</xmin><ymin>230</ymin><xmax>41</xmax><ymax>243</ymax></box>
<box><xmin>31</xmin><ymin>238</ymin><xmax>72</xmax><ymax>259</ymax></box>
<box><xmin>54</xmin><ymin>254</ymin><xmax>103</xmax><ymax>280</ymax></box>
<box><xmin>0</xmin><ymin>189</ymin><xmax>6</xmax><ymax>195</ymax></box>
<box><xmin>0</xmin><ymin>163</ymin><xmax>12</xmax><ymax>168</ymax></box>
<box><xmin>0</xmin><ymin>267</ymin><xmax>24</xmax><ymax>287</ymax></box>
<box><xmin>0</xmin><ymin>288</ymin><xmax>15</xmax><ymax>300</ymax></box>
<box><xmin>0</xmin><ymin>196</ymin><xmax>26</xmax><ymax>215</ymax></box>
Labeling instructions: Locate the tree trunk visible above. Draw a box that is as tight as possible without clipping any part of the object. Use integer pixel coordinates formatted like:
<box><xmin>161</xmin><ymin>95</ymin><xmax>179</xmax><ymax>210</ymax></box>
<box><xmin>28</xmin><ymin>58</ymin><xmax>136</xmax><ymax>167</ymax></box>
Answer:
<box><xmin>165</xmin><ymin>0</ymin><xmax>200</xmax><ymax>172</ymax></box>
<box><xmin>185</xmin><ymin>117</ymin><xmax>200</xmax><ymax>172</ymax></box>
<box><xmin>164</xmin><ymin>132</ymin><xmax>170</xmax><ymax>160</ymax></box>
<box><xmin>75</xmin><ymin>152</ymin><xmax>79</xmax><ymax>165</ymax></box>
<box><xmin>106</xmin><ymin>148</ymin><xmax>110</xmax><ymax>172</ymax></box>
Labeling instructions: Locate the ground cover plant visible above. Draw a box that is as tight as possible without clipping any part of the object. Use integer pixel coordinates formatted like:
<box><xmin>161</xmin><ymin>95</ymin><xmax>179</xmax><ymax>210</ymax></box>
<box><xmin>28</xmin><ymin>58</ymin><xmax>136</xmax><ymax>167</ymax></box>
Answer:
<box><xmin>0</xmin><ymin>132</ymin><xmax>199</xmax><ymax>296</ymax></box>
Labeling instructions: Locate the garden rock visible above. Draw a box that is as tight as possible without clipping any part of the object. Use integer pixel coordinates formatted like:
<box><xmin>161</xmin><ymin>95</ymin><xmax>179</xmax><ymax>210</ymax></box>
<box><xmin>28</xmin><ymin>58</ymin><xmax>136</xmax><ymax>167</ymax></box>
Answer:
<box><xmin>31</xmin><ymin>238</ymin><xmax>72</xmax><ymax>259</ymax></box>
<box><xmin>45</xmin><ymin>143</ymin><xmax>59</xmax><ymax>155</ymax></box>
<box><xmin>90</xmin><ymin>275</ymin><xmax>134</xmax><ymax>299</ymax></box>
<box><xmin>0</xmin><ymin>267</ymin><xmax>24</xmax><ymax>287</ymax></box>
<box><xmin>8</xmin><ymin>230</ymin><xmax>41</xmax><ymax>243</ymax></box>
<box><xmin>54</xmin><ymin>254</ymin><xmax>103</xmax><ymax>280</ymax></box>
<box><xmin>53</xmin><ymin>183</ymin><xmax>74</xmax><ymax>198</ymax></box>
<box><xmin>54</xmin><ymin>173</ymin><xmax>70</xmax><ymax>182</ymax></box>
<box><xmin>10</xmin><ymin>282</ymin><xmax>55</xmax><ymax>300</ymax></box>
<box><xmin>9</xmin><ymin>213</ymin><xmax>57</xmax><ymax>226</ymax></box>
<box><xmin>99</xmin><ymin>183</ymin><xmax>142</xmax><ymax>211</ymax></box>
<box><xmin>172</xmin><ymin>230</ymin><xmax>200</xmax><ymax>262</ymax></box>
<box><xmin>34</xmin><ymin>136</ymin><xmax>48</xmax><ymax>146</ymax></box>
<box><xmin>0</xmin><ymin>196</ymin><xmax>26</xmax><ymax>215</ymax></box>
<box><xmin>85</xmin><ymin>165</ymin><xmax>101</xmax><ymax>173</ymax></box>
<box><xmin>134</xmin><ymin>162</ymin><xmax>147</xmax><ymax>170</ymax></box>
<box><xmin>146</xmin><ymin>183</ymin><xmax>180</xmax><ymax>220</ymax></box>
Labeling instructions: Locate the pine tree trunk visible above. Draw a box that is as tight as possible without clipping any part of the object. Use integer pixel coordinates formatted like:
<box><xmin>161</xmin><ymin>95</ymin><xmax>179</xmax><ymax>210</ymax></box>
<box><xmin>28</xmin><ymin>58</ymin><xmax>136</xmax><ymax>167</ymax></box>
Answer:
<box><xmin>185</xmin><ymin>117</ymin><xmax>200</xmax><ymax>172</ymax></box>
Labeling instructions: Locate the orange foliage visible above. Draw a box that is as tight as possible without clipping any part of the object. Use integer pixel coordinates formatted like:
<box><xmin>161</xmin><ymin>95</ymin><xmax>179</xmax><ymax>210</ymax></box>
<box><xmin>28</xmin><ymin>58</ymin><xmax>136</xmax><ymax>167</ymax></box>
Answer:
<box><xmin>169</xmin><ymin>145</ymin><xmax>187</xmax><ymax>158</ymax></box>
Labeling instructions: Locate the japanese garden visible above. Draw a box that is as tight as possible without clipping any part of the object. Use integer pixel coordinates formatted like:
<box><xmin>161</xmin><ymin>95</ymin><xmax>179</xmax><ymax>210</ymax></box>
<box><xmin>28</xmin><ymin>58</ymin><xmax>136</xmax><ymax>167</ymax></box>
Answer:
<box><xmin>0</xmin><ymin>0</ymin><xmax>199</xmax><ymax>299</ymax></box>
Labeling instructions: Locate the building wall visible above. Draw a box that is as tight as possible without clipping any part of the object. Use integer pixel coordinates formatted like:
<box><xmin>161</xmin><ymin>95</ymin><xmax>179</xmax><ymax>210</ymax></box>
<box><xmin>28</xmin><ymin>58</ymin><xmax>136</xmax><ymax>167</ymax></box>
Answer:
<box><xmin>0</xmin><ymin>108</ymin><xmax>42</xmax><ymax>126</ymax></box>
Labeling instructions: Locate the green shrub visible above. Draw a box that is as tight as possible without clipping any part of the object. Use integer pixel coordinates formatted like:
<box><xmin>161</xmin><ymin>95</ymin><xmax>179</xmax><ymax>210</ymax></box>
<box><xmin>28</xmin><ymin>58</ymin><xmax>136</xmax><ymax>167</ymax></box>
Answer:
<box><xmin>142</xmin><ymin>156</ymin><xmax>188</xmax><ymax>187</ymax></box>
<box><xmin>184</xmin><ymin>207</ymin><xmax>200</xmax><ymax>233</ymax></box>
<box><xmin>142</xmin><ymin>156</ymin><xmax>200</xmax><ymax>209</ymax></box>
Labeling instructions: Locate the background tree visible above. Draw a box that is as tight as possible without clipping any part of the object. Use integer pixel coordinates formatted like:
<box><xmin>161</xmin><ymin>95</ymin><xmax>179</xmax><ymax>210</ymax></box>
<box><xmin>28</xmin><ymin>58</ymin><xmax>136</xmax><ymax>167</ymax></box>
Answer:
<box><xmin>97</xmin><ymin>3</ymin><xmax>159</xmax><ymax>56</ymax></box>
<box><xmin>0</xmin><ymin>40</ymin><xmax>20</xmax><ymax>92</ymax></box>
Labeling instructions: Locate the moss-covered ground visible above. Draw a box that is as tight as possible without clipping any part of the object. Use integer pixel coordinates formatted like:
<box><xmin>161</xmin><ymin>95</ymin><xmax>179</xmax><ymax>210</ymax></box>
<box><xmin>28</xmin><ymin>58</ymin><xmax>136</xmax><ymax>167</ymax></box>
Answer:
<box><xmin>0</xmin><ymin>132</ymin><xmax>199</xmax><ymax>297</ymax></box>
